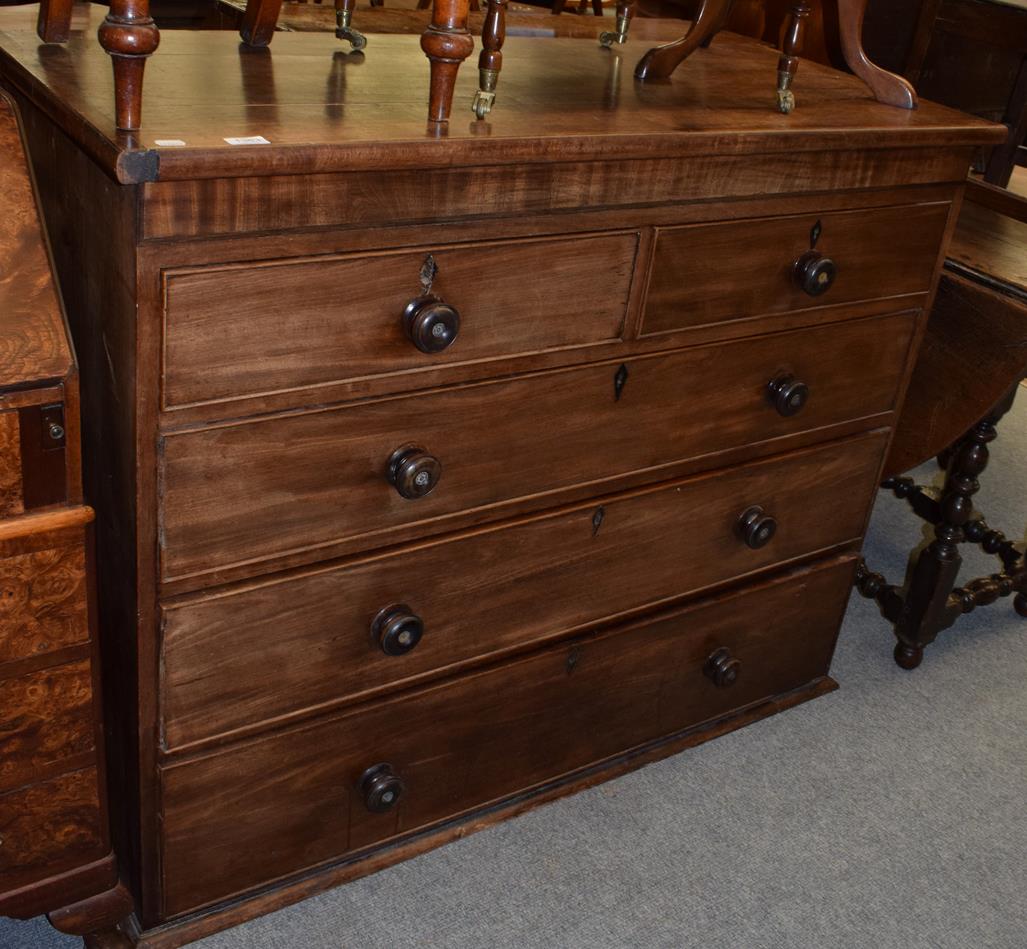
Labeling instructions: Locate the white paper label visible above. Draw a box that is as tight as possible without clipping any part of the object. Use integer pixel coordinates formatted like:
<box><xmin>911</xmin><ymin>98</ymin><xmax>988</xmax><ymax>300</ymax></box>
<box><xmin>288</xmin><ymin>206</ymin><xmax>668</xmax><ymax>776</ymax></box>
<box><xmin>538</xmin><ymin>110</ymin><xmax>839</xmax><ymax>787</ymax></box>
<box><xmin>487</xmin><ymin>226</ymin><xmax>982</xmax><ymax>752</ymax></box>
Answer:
<box><xmin>154</xmin><ymin>139</ymin><xmax>187</xmax><ymax>147</ymax></box>
<box><xmin>224</xmin><ymin>136</ymin><xmax>271</xmax><ymax>145</ymax></box>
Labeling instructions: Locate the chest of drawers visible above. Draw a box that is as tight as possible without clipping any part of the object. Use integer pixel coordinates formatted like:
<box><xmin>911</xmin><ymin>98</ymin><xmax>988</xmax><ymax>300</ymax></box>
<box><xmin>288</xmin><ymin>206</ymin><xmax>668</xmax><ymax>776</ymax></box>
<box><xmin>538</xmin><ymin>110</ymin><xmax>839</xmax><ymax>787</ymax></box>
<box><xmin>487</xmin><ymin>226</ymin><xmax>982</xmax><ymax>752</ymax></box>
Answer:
<box><xmin>0</xmin><ymin>10</ymin><xmax>1004</xmax><ymax>946</ymax></box>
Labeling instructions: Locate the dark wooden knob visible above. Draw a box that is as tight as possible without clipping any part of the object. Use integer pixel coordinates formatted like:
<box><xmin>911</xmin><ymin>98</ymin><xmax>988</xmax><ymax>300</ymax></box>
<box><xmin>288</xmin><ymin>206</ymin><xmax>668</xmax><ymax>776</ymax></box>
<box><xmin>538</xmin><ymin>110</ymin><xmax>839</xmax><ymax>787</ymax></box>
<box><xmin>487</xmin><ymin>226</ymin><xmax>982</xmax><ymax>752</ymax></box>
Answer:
<box><xmin>371</xmin><ymin>604</ymin><xmax>424</xmax><ymax>656</ymax></box>
<box><xmin>359</xmin><ymin>763</ymin><xmax>405</xmax><ymax>813</ymax></box>
<box><xmin>794</xmin><ymin>249</ymin><xmax>837</xmax><ymax>296</ymax></box>
<box><xmin>402</xmin><ymin>294</ymin><xmax>460</xmax><ymax>354</ymax></box>
<box><xmin>387</xmin><ymin>445</ymin><xmax>442</xmax><ymax>500</ymax></box>
<box><xmin>738</xmin><ymin>505</ymin><xmax>777</xmax><ymax>549</ymax></box>
<box><xmin>704</xmin><ymin>646</ymin><xmax>742</xmax><ymax>688</ymax></box>
<box><xmin>767</xmin><ymin>374</ymin><xmax>809</xmax><ymax>417</ymax></box>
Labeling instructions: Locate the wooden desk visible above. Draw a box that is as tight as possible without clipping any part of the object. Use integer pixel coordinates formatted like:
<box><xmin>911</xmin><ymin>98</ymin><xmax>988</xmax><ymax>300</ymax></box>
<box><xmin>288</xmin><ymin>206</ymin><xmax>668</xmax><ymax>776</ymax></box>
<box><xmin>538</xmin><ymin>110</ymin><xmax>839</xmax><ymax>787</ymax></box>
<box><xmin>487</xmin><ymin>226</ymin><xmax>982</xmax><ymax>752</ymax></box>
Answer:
<box><xmin>0</xmin><ymin>7</ymin><xmax>1002</xmax><ymax>945</ymax></box>
<box><xmin>0</xmin><ymin>88</ymin><xmax>128</xmax><ymax>941</ymax></box>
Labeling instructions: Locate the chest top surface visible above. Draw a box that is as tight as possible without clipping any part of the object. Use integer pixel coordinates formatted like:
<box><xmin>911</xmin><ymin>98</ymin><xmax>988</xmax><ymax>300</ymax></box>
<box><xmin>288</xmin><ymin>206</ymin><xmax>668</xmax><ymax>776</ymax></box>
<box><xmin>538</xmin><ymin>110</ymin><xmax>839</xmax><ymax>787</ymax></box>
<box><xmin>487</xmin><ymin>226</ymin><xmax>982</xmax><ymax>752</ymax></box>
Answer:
<box><xmin>0</xmin><ymin>89</ymin><xmax>71</xmax><ymax>391</ymax></box>
<box><xmin>0</xmin><ymin>3</ymin><xmax>1004</xmax><ymax>184</ymax></box>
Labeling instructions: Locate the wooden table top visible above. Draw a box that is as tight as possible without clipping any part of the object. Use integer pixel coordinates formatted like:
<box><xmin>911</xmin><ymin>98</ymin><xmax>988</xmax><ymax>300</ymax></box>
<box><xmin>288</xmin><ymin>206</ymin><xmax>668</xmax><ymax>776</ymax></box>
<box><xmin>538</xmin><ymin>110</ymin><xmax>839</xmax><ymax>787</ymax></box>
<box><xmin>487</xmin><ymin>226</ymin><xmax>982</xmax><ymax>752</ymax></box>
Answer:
<box><xmin>214</xmin><ymin>0</ymin><xmax>689</xmax><ymax>40</ymax></box>
<box><xmin>948</xmin><ymin>195</ymin><xmax>1027</xmax><ymax>304</ymax></box>
<box><xmin>0</xmin><ymin>90</ymin><xmax>71</xmax><ymax>391</ymax></box>
<box><xmin>0</xmin><ymin>3</ymin><xmax>1003</xmax><ymax>184</ymax></box>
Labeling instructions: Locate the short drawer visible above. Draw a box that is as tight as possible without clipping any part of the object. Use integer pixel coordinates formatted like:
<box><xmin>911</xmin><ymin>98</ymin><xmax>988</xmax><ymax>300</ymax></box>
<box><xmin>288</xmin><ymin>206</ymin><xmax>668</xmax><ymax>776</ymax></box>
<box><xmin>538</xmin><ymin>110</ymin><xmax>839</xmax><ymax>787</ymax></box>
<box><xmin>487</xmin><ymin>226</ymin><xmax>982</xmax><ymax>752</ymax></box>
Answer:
<box><xmin>0</xmin><ymin>528</ymin><xmax>89</xmax><ymax>665</ymax></box>
<box><xmin>160</xmin><ymin>311</ymin><xmax>915</xmax><ymax>580</ymax></box>
<box><xmin>642</xmin><ymin>203</ymin><xmax>949</xmax><ymax>336</ymax></box>
<box><xmin>0</xmin><ymin>659</ymin><xmax>95</xmax><ymax>793</ymax></box>
<box><xmin>160</xmin><ymin>556</ymin><xmax>855</xmax><ymax>917</ymax></box>
<box><xmin>160</xmin><ymin>430</ymin><xmax>886</xmax><ymax>750</ymax></box>
<box><xmin>161</xmin><ymin>231</ymin><xmax>639</xmax><ymax>408</ymax></box>
<box><xmin>0</xmin><ymin>768</ymin><xmax>104</xmax><ymax>892</ymax></box>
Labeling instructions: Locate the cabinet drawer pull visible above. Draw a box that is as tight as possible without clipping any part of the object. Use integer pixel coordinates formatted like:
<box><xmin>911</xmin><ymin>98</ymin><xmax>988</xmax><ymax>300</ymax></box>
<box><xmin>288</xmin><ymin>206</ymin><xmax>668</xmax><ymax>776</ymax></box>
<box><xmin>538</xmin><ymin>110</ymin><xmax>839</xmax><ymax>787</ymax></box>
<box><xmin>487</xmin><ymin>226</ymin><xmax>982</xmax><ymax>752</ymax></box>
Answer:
<box><xmin>704</xmin><ymin>646</ymin><xmax>742</xmax><ymax>688</ymax></box>
<box><xmin>767</xmin><ymin>373</ymin><xmax>809</xmax><ymax>417</ymax></box>
<box><xmin>371</xmin><ymin>604</ymin><xmax>424</xmax><ymax>656</ymax></box>
<box><xmin>402</xmin><ymin>295</ymin><xmax>461</xmax><ymax>354</ymax></box>
<box><xmin>738</xmin><ymin>505</ymin><xmax>777</xmax><ymax>549</ymax></box>
<box><xmin>359</xmin><ymin>763</ymin><xmax>405</xmax><ymax>813</ymax></box>
<box><xmin>387</xmin><ymin>445</ymin><xmax>442</xmax><ymax>500</ymax></box>
<box><xmin>794</xmin><ymin>249</ymin><xmax>837</xmax><ymax>296</ymax></box>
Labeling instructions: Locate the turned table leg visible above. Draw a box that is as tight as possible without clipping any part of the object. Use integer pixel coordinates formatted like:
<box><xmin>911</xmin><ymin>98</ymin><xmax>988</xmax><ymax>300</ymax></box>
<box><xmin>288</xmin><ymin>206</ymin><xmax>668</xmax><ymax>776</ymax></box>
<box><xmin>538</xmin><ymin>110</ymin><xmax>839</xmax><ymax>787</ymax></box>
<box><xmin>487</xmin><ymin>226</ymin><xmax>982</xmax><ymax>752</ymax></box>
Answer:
<box><xmin>36</xmin><ymin>0</ymin><xmax>74</xmax><ymax>43</ymax></box>
<box><xmin>634</xmin><ymin>0</ymin><xmax>733</xmax><ymax>82</ymax></box>
<box><xmin>473</xmin><ymin>0</ymin><xmax>505</xmax><ymax>119</ymax></box>
<box><xmin>775</xmin><ymin>2</ymin><xmax>810</xmax><ymax>114</ymax></box>
<box><xmin>836</xmin><ymin>0</ymin><xmax>917</xmax><ymax>108</ymax></box>
<box><xmin>335</xmin><ymin>0</ymin><xmax>367</xmax><ymax>51</ymax></box>
<box><xmin>422</xmin><ymin>0</ymin><xmax>474</xmax><ymax>124</ymax></box>
<box><xmin>240</xmin><ymin>0</ymin><xmax>284</xmax><ymax>46</ymax></box>
<box><xmin>599</xmin><ymin>0</ymin><xmax>635</xmax><ymax>49</ymax></box>
<box><xmin>97</xmin><ymin>0</ymin><xmax>160</xmax><ymax>131</ymax></box>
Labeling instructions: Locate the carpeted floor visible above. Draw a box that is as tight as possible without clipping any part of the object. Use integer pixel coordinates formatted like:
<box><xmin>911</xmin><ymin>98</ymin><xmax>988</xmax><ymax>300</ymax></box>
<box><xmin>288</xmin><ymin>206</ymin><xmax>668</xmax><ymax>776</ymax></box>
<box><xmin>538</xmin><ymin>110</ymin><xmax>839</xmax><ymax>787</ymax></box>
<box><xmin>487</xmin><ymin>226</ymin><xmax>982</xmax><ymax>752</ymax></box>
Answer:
<box><xmin>5</xmin><ymin>396</ymin><xmax>1025</xmax><ymax>949</ymax></box>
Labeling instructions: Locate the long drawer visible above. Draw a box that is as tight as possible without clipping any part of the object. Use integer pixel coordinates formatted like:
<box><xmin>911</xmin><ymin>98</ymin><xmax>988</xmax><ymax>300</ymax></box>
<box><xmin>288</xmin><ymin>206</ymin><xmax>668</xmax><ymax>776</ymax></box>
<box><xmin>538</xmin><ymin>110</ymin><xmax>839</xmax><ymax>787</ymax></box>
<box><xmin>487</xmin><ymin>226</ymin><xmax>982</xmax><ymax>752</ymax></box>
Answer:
<box><xmin>160</xmin><ymin>555</ymin><xmax>856</xmax><ymax>917</ymax></box>
<box><xmin>161</xmin><ymin>231</ymin><xmax>639</xmax><ymax>409</ymax></box>
<box><xmin>642</xmin><ymin>202</ymin><xmax>949</xmax><ymax>335</ymax></box>
<box><xmin>160</xmin><ymin>311</ymin><xmax>915</xmax><ymax>581</ymax></box>
<box><xmin>160</xmin><ymin>431</ymin><xmax>887</xmax><ymax>750</ymax></box>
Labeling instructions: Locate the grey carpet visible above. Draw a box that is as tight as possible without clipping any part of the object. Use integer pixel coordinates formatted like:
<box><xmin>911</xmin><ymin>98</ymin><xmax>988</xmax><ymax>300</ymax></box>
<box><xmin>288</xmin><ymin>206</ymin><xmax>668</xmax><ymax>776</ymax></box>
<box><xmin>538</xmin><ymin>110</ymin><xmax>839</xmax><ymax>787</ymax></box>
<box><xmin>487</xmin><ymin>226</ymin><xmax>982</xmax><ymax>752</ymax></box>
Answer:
<box><xmin>5</xmin><ymin>397</ymin><xmax>1026</xmax><ymax>949</ymax></box>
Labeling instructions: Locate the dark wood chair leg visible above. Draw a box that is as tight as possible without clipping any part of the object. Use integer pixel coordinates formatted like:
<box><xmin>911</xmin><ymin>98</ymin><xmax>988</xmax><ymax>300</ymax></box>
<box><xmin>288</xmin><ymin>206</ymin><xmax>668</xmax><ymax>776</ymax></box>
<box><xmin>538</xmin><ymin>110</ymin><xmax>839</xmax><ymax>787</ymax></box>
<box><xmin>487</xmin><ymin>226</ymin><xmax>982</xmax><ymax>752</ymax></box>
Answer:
<box><xmin>984</xmin><ymin>57</ymin><xmax>1027</xmax><ymax>188</ymax></box>
<box><xmin>36</xmin><ymin>0</ymin><xmax>74</xmax><ymax>43</ymax></box>
<box><xmin>634</xmin><ymin>0</ymin><xmax>733</xmax><ymax>82</ymax></box>
<box><xmin>97</xmin><ymin>0</ymin><xmax>160</xmax><ymax>131</ymax></box>
<box><xmin>599</xmin><ymin>0</ymin><xmax>634</xmax><ymax>48</ymax></box>
<box><xmin>775</xmin><ymin>2</ymin><xmax>810</xmax><ymax>114</ymax></box>
<box><xmin>421</xmin><ymin>0</ymin><xmax>474</xmax><ymax>124</ymax></box>
<box><xmin>473</xmin><ymin>0</ymin><xmax>506</xmax><ymax>119</ymax></box>
<box><xmin>334</xmin><ymin>0</ymin><xmax>367</xmax><ymax>50</ymax></box>
<box><xmin>591</xmin><ymin>0</ymin><xmax>604</xmax><ymax>16</ymax></box>
<box><xmin>240</xmin><ymin>0</ymin><xmax>284</xmax><ymax>46</ymax></box>
<box><xmin>835</xmin><ymin>0</ymin><xmax>917</xmax><ymax>109</ymax></box>
<box><xmin>552</xmin><ymin>0</ymin><xmax>568</xmax><ymax>14</ymax></box>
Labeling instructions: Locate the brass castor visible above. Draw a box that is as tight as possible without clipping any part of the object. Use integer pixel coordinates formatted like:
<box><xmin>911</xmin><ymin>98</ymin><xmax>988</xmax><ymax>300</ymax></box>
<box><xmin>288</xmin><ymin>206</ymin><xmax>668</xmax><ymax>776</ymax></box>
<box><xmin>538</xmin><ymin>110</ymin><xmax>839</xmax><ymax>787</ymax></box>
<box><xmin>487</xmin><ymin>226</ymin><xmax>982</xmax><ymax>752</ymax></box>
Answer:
<box><xmin>472</xmin><ymin>67</ymin><xmax>498</xmax><ymax>120</ymax></box>
<box><xmin>335</xmin><ymin>10</ymin><xmax>367</xmax><ymax>50</ymax></box>
<box><xmin>599</xmin><ymin>13</ymin><xmax>631</xmax><ymax>48</ymax></box>
<box><xmin>777</xmin><ymin>88</ymin><xmax>795</xmax><ymax>114</ymax></box>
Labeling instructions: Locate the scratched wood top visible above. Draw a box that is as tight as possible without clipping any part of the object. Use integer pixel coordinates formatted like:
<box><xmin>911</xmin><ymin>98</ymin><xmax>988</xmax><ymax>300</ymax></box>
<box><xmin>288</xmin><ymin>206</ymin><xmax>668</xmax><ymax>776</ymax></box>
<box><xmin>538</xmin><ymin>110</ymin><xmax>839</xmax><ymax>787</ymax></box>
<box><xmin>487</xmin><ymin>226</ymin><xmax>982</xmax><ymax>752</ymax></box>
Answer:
<box><xmin>948</xmin><ymin>200</ymin><xmax>1027</xmax><ymax>303</ymax></box>
<box><xmin>214</xmin><ymin>0</ymin><xmax>690</xmax><ymax>40</ymax></box>
<box><xmin>0</xmin><ymin>90</ymin><xmax>72</xmax><ymax>391</ymax></box>
<box><xmin>0</xmin><ymin>3</ymin><xmax>1003</xmax><ymax>184</ymax></box>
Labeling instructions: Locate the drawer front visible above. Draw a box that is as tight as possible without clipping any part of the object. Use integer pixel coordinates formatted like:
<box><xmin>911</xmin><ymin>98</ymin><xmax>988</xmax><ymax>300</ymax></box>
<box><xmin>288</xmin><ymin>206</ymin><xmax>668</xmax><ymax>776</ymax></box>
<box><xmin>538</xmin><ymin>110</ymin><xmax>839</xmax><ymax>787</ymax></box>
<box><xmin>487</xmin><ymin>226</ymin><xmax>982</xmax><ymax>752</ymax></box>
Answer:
<box><xmin>162</xmin><ymin>232</ymin><xmax>639</xmax><ymax>408</ymax></box>
<box><xmin>0</xmin><ymin>535</ymin><xmax>89</xmax><ymax>665</ymax></box>
<box><xmin>161</xmin><ymin>431</ymin><xmax>886</xmax><ymax>750</ymax></box>
<box><xmin>0</xmin><ymin>659</ymin><xmax>95</xmax><ymax>793</ymax></box>
<box><xmin>643</xmin><ymin>203</ymin><xmax>949</xmax><ymax>336</ymax></box>
<box><xmin>160</xmin><ymin>311</ymin><xmax>915</xmax><ymax>580</ymax></box>
<box><xmin>0</xmin><ymin>768</ymin><xmax>104</xmax><ymax>891</ymax></box>
<box><xmin>161</xmin><ymin>556</ymin><xmax>855</xmax><ymax>916</ymax></box>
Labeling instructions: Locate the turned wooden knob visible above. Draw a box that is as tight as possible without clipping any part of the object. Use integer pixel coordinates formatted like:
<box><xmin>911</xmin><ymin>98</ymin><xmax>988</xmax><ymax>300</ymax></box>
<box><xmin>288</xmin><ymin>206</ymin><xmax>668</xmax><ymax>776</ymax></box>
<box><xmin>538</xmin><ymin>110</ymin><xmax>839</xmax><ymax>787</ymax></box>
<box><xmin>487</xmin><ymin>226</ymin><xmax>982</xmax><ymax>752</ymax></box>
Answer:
<box><xmin>371</xmin><ymin>604</ymin><xmax>424</xmax><ymax>656</ymax></box>
<box><xmin>738</xmin><ymin>505</ymin><xmax>777</xmax><ymax>549</ymax></box>
<box><xmin>767</xmin><ymin>374</ymin><xmax>809</xmax><ymax>417</ymax></box>
<box><xmin>359</xmin><ymin>763</ymin><xmax>405</xmax><ymax>813</ymax></box>
<box><xmin>704</xmin><ymin>646</ymin><xmax>742</xmax><ymax>688</ymax></box>
<box><xmin>403</xmin><ymin>294</ymin><xmax>460</xmax><ymax>354</ymax></box>
<box><xmin>794</xmin><ymin>249</ymin><xmax>837</xmax><ymax>297</ymax></box>
<box><xmin>387</xmin><ymin>446</ymin><xmax>442</xmax><ymax>500</ymax></box>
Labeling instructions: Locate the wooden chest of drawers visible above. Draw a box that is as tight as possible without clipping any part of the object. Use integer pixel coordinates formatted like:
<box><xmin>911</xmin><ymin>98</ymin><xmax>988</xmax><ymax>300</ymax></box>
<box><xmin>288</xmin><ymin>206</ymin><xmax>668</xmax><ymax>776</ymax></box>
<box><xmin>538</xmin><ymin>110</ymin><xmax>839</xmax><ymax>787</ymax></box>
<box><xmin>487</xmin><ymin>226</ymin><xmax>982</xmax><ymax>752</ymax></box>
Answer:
<box><xmin>0</xmin><ymin>10</ymin><xmax>1004</xmax><ymax>946</ymax></box>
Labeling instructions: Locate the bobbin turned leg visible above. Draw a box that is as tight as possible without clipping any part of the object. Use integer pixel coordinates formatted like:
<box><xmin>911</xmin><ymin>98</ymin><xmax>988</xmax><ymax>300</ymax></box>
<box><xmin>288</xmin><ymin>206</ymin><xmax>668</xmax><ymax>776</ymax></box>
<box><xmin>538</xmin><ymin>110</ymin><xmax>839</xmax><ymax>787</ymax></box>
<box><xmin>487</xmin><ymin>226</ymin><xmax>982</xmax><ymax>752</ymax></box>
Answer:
<box><xmin>634</xmin><ymin>0</ymin><xmax>732</xmax><ymax>82</ymax></box>
<box><xmin>98</xmin><ymin>0</ymin><xmax>160</xmax><ymax>131</ymax></box>
<box><xmin>473</xmin><ymin>0</ymin><xmax>505</xmax><ymax>119</ymax></box>
<box><xmin>335</xmin><ymin>0</ymin><xmax>367</xmax><ymax>51</ymax></box>
<box><xmin>599</xmin><ymin>0</ymin><xmax>634</xmax><ymax>49</ymax></box>
<box><xmin>422</xmin><ymin>0</ymin><xmax>474</xmax><ymax>123</ymax></box>
<box><xmin>775</xmin><ymin>2</ymin><xmax>809</xmax><ymax>113</ymax></box>
<box><xmin>836</xmin><ymin>0</ymin><xmax>917</xmax><ymax>108</ymax></box>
